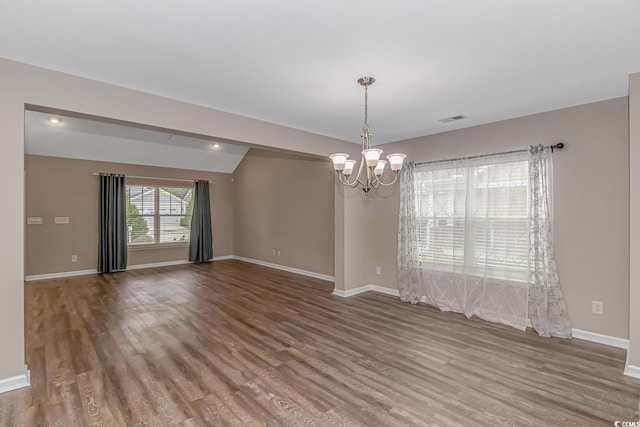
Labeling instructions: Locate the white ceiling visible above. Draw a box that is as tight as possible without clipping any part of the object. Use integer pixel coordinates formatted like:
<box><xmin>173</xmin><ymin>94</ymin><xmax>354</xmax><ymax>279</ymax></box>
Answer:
<box><xmin>3</xmin><ymin>1</ymin><xmax>640</xmax><ymax>145</ymax></box>
<box><xmin>25</xmin><ymin>111</ymin><xmax>250</xmax><ymax>173</ymax></box>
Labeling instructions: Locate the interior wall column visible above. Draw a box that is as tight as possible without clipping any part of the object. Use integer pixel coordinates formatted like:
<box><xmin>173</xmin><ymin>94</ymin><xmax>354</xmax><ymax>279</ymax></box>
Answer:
<box><xmin>0</xmin><ymin>93</ymin><xmax>27</xmax><ymax>383</ymax></box>
<box><xmin>628</xmin><ymin>72</ymin><xmax>640</xmax><ymax>377</ymax></box>
<box><xmin>333</xmin><ymin>180</ymin><xmax>346</xmax><ymax>293</ymax></box>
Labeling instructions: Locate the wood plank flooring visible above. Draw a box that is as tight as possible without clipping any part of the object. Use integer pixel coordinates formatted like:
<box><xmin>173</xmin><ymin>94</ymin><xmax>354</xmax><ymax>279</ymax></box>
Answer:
<box><xmin>1</xmin><ymin>259</ymin><xmax>639</xmax><ymax>426</ymax></box>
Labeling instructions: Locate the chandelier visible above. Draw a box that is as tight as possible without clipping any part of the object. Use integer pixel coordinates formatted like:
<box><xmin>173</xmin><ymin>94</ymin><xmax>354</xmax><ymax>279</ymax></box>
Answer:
<box><xmin>329</xmin><ymin>77</ymin><xmax>406</xmax><ymax>195</ymax></box>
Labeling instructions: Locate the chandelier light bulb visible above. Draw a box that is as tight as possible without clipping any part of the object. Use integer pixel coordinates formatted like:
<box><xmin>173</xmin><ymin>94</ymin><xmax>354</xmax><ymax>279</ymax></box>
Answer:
<box><xmin>374</xmin><ymin>160</ymin><xmax>387</xmax><ymax>176</ymax></box>
<box><xmin>387</xmin><ymin>153</ymin><xmax>407</xmax><ymax>172</ymax></box>
<box><xmin>329</xmin><ymin>153</ymin><xmax>349</xmax><ymax>171</ymax></box>
<box><xmin>362</xmin><ymin>148</ymin><xmax>383</xmax><ymax>168</ymax></box>
<box><xmin>343</xmin><ymin>160</ymin><xmax>357</xmax><ymax>176</ymax></box>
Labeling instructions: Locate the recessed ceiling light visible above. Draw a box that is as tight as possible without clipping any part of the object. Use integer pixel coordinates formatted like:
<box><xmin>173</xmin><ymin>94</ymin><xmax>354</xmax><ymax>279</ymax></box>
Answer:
<box><xmin>48</xmin><ymin>117</ymin><xmax>62</xmax><ymax>124</ymax></box>
<box><xmin>213</xmin><ymin>143</ymin><xmax>220</xmax><ymax>148</ymax></box>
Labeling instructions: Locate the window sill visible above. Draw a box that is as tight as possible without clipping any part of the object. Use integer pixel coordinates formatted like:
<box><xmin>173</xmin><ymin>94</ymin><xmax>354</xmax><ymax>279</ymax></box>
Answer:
<box><xmin>128</xmin><ymin>243</ymin><xmax>189</xmax><ymax>251</ymax></box>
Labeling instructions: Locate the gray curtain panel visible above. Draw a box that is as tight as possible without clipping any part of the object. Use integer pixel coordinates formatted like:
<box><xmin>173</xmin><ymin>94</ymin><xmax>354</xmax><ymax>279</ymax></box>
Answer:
<box><xmin>189</xmin><ymin>180</ymin><xmax>214</xmax><ymax>262</ymax></box>
<box><xmin>97</xmin><ymin>174</ymin><xmax>127</xmax><ymax>273</ymax></box>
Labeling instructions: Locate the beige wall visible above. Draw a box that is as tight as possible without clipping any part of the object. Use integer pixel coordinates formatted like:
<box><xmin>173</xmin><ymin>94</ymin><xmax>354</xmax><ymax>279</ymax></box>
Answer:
<box><xmin>0</xmin><ymin>83</ymin><xmax>25</xmax><ymax>381</ymax></box>
<box><xmin>0</xmin><ymin>58</ymin><xmax>353</xmax><ymax>381</ymax></box>
<box><xmin>629</xmin><ymin>73</ymin><xmax>640</xmax><ymax>367</ymax></box>
<box><xmin>343</xmin><ymin>97</ymin><xmax>630</xmax><ymax>339</ymax></box>
<box><xmin>24</xmin><ymin>155</ymin><xmax>234</xmax><ymax>276</ymax></box>
<box><xmin>233</xmin><ymin>149</ymin><xmax>334</xmax><ymax>276</ymax></box>
<box><xmin>26</xmin><ymin>149</ymin><xmax>335</xmax><ymax>278</ymax></box>
<box><xmin>343</xmin><ymin>183</ymin><xmax>400</xmax><ymax>290</ymax></box>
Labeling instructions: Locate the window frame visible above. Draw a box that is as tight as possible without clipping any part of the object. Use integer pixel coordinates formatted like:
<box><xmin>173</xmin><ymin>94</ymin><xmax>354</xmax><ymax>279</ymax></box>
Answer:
<box><xmin>412</xmin><ymin>156</ymin><xmax>530</xmax><ymax>281</ymax></box>
<box><xmin>126</xmin><ymin>184</ymin><xmax>193</xmax><ymax>248</ymax></box>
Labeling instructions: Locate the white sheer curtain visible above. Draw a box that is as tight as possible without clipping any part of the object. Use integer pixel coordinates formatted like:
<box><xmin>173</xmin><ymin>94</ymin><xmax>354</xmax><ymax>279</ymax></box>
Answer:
<box><xmin>398</xmin><ymin>147</ymin><xmax>572</xmax><ymax>336</ymax></box>
<box><xmin>527</xmin><ymin>145</ymin><xmax>572</xmax><ymax>337</ymax></box>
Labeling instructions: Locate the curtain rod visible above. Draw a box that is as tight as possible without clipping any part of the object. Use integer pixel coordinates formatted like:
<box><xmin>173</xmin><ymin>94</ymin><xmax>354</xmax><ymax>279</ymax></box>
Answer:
<box><xmin>92</xmin><ymin>173</ymin><xmax>211</xmax><ymax>183</ymax></box>
<box><xmin>414</xmin><ymin>142</ymin><xmax>565</xmax><ymax>167</ymax></box>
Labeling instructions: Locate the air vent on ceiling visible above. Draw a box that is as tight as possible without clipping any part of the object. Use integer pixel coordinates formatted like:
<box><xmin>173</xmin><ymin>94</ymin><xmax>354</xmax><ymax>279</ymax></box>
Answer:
<box><xmin>438</xmin><ymin>114</ymin><xmax>467</xmax><ymax>123</ymax></box>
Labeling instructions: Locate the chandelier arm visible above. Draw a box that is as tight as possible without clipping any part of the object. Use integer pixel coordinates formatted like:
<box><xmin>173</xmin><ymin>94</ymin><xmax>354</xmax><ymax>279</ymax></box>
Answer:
<box><xmin>339</xmin><ymin>173</ymin><xmax>369</xmax><ymax>190</ymax></box>
<box><xmin>366</xmin><ymin>166</ymin><xmax>374</xmax><ymax>189</ymax></box>
<box><xmin>367</xmin><ymin>167</ymin><xmax>378</xmax><ymax>188</ymax></box>
<box><xmin>337</xmin><ymin>173</ymin><xmax>361</xmax><ymax>188</ymax></box>
<box><xmin>374</xmin><ymin>172</ymin><xmax>400</xmax><ymax>186</ymax></box>
<box><xmin>337</xmin><ymin>159</ymin><xmax>368</xmax><ymax>188</ymax></box>
<box><xmin>353</xmin><ymin>157</ymin><xmax>367</xmax><ymax>185</ymax></box>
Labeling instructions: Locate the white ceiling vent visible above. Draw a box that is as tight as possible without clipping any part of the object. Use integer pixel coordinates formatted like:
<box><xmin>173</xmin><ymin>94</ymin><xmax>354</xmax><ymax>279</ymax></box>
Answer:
<box><xmin>438</xmin><ymin>114</ymin><xmax>467</xmax><ymax>123</ymax></box>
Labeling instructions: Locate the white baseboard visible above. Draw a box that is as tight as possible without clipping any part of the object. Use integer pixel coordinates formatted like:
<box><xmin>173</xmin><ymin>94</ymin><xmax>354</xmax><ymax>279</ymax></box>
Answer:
<box><xmin>0</xmin><ymin>365</ymin><xmax>30</xmax><ymax>394</ymax></box>
<box><xmin>624</xmin><ymin>364</ymin><xmax>640</xmax><ymax>379</ymax></box>
<box><xmin>571</xmin><ymin>328</ymin><xmax>629</xmax><ymax>350</ymax></box>
<box><xmin>127</xmin><ymin>255</ymin><xmax>233</xmax><ymax>270</ymax></box>
<box><xmin>232</xmin><ymin>256</ymin><xmax>334</xmax><ymax>282</ymax></box>
<box><xmin>624</xmin><ymin>350</ymin><xmax>640</xmax><ymax>380</ymax></box>
<box><xmin>370</xmin><ymin>285</ymin><xmax>401</xmax><ymax>297</ymax></box>
<box><xmin>127</xmin><ymin>259</ymin><xmax>191</xmax><ymax>270</ymax></box>
<box><xmin>212</xmin><ymin>255</ymin><xmax>234</xmax><ymax>261</ymax></box>
<box><xmin>332</xmin><ymin>285</ymin><xmax>369</xmax><ymax>297</ymax></box>
<box><xmin>24</xmin><ymin>256</ymin><xmax>235</xmax><ymax>281</ymax></box>
<box><xmin>332</xmin><ymin>284</ymin><xmax>399</xmax><ymax>298</ymax></box>
<box><xmin>25</xmin><ymin>256</ymin><xmax>331</xmax><ymax>282</ymax></box>
<box><xmin>25</xmin><ymin>269</ymin><xmax>97</xmax><ymax>281</ymax></box>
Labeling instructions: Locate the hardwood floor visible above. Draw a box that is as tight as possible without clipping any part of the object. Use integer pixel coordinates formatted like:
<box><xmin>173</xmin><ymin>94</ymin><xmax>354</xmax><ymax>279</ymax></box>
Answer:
<box><xmin>1</xmin><ymin>260</ymin><xmax>638</xmax><ymax>426</ymax></box>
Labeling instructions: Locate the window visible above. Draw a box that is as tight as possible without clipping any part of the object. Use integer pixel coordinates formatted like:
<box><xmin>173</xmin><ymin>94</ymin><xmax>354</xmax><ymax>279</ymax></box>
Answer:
<box><xmin>413</xmin><ymin>157</ymin><xmax>529</xmax><ymax>281</ymax></box>
<box><xmin>126</xmin><ymin>185</ymin><xmax>193</xmax><ymax>246</ymax></box>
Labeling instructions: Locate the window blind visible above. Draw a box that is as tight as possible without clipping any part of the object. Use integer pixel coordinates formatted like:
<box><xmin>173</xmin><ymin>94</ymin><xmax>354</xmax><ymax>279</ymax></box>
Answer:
<box><xmin>413</xmin><ymin>157</ymin><xmax>529</xmax><ymax>281</ymax></box>
<box><xmin>126</xmin><ymin>185</ymin><xmax>193</xmax><ymax>245</ymax></box>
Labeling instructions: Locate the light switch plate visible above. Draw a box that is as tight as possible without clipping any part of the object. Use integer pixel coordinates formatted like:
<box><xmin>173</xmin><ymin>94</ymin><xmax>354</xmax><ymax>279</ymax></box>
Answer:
<box><xmin>54</xmin><ymin>217</ymin><xmax>70</xmax><ymax>224</ymax></box>
<box><xmin>27</xmin><ymin>217</ymin><xmax>42</xmax><ymax>225</ymax></box>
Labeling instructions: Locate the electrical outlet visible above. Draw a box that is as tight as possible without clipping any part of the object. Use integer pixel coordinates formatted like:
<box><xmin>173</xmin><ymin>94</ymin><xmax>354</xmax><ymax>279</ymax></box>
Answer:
<box><xmin>277</xmin><ymin>250</ymin><xmax>281</xmax><ymax>257</ymax></box>
<box><xmin>592</xmin><ymin>301</ymin><xmax>603</xmax><ymax>315</ymax></box>
<box><xmin>27</xmin><ymin>217</ymin><xmax>42</xmax><ymax>225</ymax></box>
<box><xmin>272</xmin><ymin>249</ymin><xmax>276</xmax><ymax>256</ymax></box>
<box><xmin>71</xmin><ymin>255</ymin><xmax>78</xmax><ymax>262</ymax></box>
<box><xmin>54</xmin><ymin>216</ymin><xmax>69</xmax><ymax>224</ymax></box>
<box><xmin>375</xmin><ymin>266</ymin><xmax>381</xmax><ymax>275</ymax></box>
